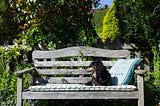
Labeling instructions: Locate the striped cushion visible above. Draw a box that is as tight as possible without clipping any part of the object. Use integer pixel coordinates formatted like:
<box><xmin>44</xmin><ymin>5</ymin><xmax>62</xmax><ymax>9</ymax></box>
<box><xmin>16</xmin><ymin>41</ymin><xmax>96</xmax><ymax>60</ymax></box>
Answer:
<box><xmin>110</xmin><ymin>58</ymin><xmax>142</xmax><ymax>85</ymax></box>
<box><xmin>29</xmin><ymin>84</ymin><xmax>136</xmax><ymax>91</ymax></box>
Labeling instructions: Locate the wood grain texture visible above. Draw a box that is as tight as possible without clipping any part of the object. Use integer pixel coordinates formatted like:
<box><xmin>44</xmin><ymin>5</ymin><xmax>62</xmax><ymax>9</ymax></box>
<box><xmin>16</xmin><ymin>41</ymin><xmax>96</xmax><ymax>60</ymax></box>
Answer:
<box><xmin>17</xmin><ymin>76</ymin><xmax>23</xmax><ymax>106</ymax></box>
<box><xmin>137</xmin><ymin>75</ymin><xmax>144</xmax><ymax>106</ymax></box>
<box><xmin>22</xmin><ymin>91</ymin><xmax>139</xmax><ymax>99</ymax></box>
<box><xmin>36</xmin><ymin>69</ymin><xmax>90</xmax><ymax>75</ymax></box>
<box><xmin>32</xmin><ymin>46</ymin><xmax>130</xmax><ymax>59</ymax></box>
<box><xmin>34</xmin><ymin>61</ymin><xmax>115</xmax><ymax>67</ymax></box>
<box><xmin>15</xmin><ymin>68</ymin><xmax>35</xmax><ymax>76</ymax></box>
<box><xmin>36</xmin><ymin>77</ymin><xmax>92</xmax><ymax>84</ymax></box>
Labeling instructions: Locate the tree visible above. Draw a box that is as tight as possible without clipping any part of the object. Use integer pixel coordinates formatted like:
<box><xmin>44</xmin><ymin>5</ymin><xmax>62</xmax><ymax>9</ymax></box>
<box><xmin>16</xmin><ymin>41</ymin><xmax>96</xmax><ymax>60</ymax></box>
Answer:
<box><xmin>116</xmin><ymin>0</ymin><xmax>160</xmax><ymax>105</ymax></box>
<box><xmin>0</xmin><ymin>0</ymin><xmax>18</xmax><ymax>44</ymax></box>
<box><xmin>99</xmin><ymin>2</ymin><xmax>120</xmax><ymax>42</ymax></box>
<box><xmin>93</xmin><ymin>8</ymin><xmax>108</xmax><ymax>35</ymax></box>
<box><xmin>116</xmin><ymin>0</ymin><xmax>159</xmax><ymax>48</ymax></box>
<box><xmin>15</xmin><ymin>0</ymin><xmax>101</xmax><ymax>48</ymax></box>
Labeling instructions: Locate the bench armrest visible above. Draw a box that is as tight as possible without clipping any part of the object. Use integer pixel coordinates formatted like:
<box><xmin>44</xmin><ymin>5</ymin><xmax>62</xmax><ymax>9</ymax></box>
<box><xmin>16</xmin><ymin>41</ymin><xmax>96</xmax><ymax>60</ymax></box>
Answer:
<box><xmin>14</xmin><ymin>67</ymin><xmax>35</xmax><ymax>76</ymax></box>
<box><xmin>134</xmin><ymin>69</ymin><xmax>147</xmax><ymax>76</ymax></box>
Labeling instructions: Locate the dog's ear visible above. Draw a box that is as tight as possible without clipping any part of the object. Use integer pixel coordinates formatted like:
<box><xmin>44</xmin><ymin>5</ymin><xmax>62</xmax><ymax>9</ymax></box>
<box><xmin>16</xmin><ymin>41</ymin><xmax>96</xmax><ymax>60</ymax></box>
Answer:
<box><xmin>95</xmin><ymin>61</ymin><xmax>105</xmax><ymax>77</ymax></box>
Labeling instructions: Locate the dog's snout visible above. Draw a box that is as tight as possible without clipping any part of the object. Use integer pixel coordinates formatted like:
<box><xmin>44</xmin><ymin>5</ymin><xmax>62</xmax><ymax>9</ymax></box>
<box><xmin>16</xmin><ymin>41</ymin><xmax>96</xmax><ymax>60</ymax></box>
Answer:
<box><xmin>86</xmin><ymin>66</ymin><xmax>95</xmax><ymax>72</ymax></box>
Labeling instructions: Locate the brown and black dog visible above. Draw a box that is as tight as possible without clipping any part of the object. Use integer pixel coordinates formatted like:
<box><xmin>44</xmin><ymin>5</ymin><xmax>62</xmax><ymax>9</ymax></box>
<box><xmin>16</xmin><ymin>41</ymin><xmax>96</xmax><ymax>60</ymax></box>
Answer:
<box><xmin>85</xmin><ymin>60</ymin><xmax>111</xmax><ymax>86</ymax></box>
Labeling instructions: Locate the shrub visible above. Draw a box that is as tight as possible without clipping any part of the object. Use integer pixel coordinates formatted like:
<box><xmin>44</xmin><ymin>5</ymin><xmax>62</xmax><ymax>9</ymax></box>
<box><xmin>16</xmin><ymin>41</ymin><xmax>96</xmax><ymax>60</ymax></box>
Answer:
<box><xmin>100</xmin><ymin>2</ymin><xmax>120</xmax><ymax>42</ymax></box>
<box><xmin>0</xmin><ymin>44</ymin><xmax>31</xmax><ymax>105</ymax></box>
<box><xmin>0</xmin><ymin>46</ymin><xmax>18</xmax><ymax>105</ymax></box>
<box><xmin>93</xmin><ymin>8</ymin><xmax>108</xmax><ymax>35</ymax></box>
<box><xmin>16</xmin><ymin>0</ymin><xmax>101</xmax><ymax>48</ymax></box>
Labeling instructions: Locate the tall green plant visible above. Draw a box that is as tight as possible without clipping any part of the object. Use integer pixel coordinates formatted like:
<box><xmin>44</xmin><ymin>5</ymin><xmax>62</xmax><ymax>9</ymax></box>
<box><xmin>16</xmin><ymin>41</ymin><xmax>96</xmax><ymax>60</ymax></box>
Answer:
<box><xmin>93</xmin><ymin>8</ymin><xmax>108</xmax><ymax>35</ymax></box>
<box><xmin>152</xmin><ymin>43</ymin><xmax>160</xmax><ymax>87</ymax></box>
<box><xmin>100</xmin><ymin>2</ymin><xmax>120</xmax><ymax>42</ymax></box>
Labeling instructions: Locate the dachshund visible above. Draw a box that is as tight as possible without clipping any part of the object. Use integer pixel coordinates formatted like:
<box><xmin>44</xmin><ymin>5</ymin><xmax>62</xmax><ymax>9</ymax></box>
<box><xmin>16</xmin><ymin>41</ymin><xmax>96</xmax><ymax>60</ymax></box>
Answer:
<box><xmin>85</xmin><ymin>60</ymin><xmax>111</xmax><ymax>86</ymax></box>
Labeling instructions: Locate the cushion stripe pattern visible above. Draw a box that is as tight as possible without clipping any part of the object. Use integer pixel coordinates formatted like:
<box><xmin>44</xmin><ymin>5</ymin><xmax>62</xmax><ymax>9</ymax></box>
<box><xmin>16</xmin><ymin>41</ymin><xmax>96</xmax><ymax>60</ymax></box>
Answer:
<box><xmin>29</xmin><ymin>84</ymin><xmax>136</xmax><ymax>92</ymax></box>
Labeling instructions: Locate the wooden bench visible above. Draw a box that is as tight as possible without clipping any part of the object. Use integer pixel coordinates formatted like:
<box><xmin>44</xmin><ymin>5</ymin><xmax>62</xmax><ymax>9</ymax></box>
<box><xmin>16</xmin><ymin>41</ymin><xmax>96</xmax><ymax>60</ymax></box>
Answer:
<box><xmin>15</xmin><ymin>46</ymin><xmax>145</xmax><ymax>106</ymax></box>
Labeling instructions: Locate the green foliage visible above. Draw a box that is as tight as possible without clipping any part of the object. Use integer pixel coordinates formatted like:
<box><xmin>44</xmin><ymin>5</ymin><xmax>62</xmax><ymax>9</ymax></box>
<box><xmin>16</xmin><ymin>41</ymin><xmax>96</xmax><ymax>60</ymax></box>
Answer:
<box><xmin>116</xmin><ymin>0</ymin><xmax>160</xmax><ymax>105</ymax></box>
<box><xmin>0</xmin><ymin>46</ymin><xmax>19</xmax><ymax>105</ymax></box>
<box><xmin>15</xmin><ymin>0</ymin><xmax>101</xmax><ymax>48</ymax></box>
<box><xmin>151</xmin><ymin>43</ymin><xmax>160</xmax><ymax>87</ymax></box>
<box><xmin>93</xmin><ymin>8</ymin><xmax>108</xmax><ymax>34</ymax></box>
<box><xmin>0</xmin><ymin>0</ymin><xmax>18</xmax><ymax>44</ymax></box>
<box><xmin>35</xmin><ymin>99</ymin><xmax>136</xmax><ymax>106</ymax></box>
<box><xmin>116</xmin><ymin>0</ymin><xmax>160</xmax><ymax>71</ymax></box>
<box><xmin>116</xmin><ymin>0</ymin><xmax>160</xmax><ymax>48</ymax></box>
<box><xmin>0</xmin><ymin>69</ymin><xmax>17</xmax><ymax>105</ymax></box>
<box><xmin>144</xmin><ymin>80</ymin><xmax>160</xmax><ymax>106</ymax></box>
<box><xmin>100</xmin><ymin>2</ymin><xmax>120</xmax><ymax>42</ymax></box>
<box><xmin>0</xmin><ymin>44</ymin><xmax>31</xmax><ymax>105</ymax></box>
<box><xmin>145</xmin><ymin>44</ymin><xmax>160</xmax><ymax>105</ymax></box>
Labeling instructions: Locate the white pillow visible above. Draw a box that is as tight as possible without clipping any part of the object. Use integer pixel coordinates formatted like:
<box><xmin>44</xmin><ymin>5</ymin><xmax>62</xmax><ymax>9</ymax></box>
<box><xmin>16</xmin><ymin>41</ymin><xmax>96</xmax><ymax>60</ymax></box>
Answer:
<box><xmin>110</xmin><ymin>58</ymin><xmax>142</xmax><ymax>85</ymax></box>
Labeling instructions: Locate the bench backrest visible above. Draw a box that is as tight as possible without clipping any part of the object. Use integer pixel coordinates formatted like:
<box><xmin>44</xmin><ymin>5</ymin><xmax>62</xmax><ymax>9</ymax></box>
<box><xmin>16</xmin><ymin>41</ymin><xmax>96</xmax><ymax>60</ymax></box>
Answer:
<box><xmin>32</xmin><ymin>46</ymin><xmax>130</xmax><ymax>84</ymax></box>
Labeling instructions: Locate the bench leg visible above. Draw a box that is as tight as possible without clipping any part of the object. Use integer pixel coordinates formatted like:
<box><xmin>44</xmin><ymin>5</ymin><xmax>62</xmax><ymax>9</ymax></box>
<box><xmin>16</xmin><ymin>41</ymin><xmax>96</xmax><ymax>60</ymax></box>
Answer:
<box><xmin>17</xmin><ymin>76</ymin><xmax>23</xmax><ymax>106</ymax></box>
<box><xmin>137</xmin><ymin>75</ymin><xmax>144</xmax><ymax>106</ymax></box>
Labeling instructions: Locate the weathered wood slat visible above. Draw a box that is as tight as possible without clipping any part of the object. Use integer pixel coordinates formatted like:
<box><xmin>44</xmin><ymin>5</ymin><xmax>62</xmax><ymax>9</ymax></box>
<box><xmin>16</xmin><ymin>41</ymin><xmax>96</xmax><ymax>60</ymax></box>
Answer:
<box><xmin>34</xmin><ymin>61</ymin><xmax>115</xmax><ymax>67</ymax></box>
<box><xmin>137</xmin><ymin>74</ymin><xmax>144</xmax><ymax>106</ymax></box>
<box><xmin>36</xmin><ymin>77</ymin><xmax>91</xmax><ymax>84</ymax></box>
<box><xmin>32</xmin><ymin>47</ymin><xmax>80</xmax><ymax>59</ymax></box>
<box><xmin>15</xmin><ymin>68</ymin><xmax>35</xmax><ymax>76</ymax></box>
<box><xmin>22</xmin><ymin>91</ymin><xmax>139</xmax><ymax>99</ymax></box>
<box><xmin>32</xmin><ymin>46</ymin><xmax>130</xmax><ymax>59</ymax></box>
<box><xmin>36</xmin><ymin>69</ymin><xmax>91</xmax><ymax>75</ymax></box>
<box><xmin>79</xmin><ymin>46</ymin><xmax>130</xmax><ymax>58</ymax></box>
<box><xmin>17</xmin><ymin>76</ymin><xmax>23</xmax><ymax>106</ymax></box>
<box><xmin>135</xmin><ymin>69</ymin><xmax>146</xmax><ymax>75</ymax></box>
